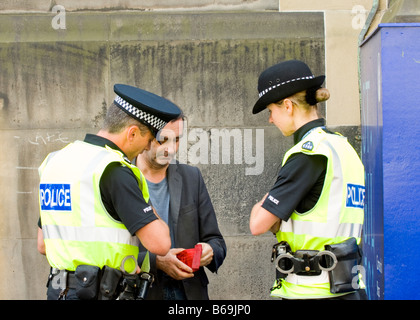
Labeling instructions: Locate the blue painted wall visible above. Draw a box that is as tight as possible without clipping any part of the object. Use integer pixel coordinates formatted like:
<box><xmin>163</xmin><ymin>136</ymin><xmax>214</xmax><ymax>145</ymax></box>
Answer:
<box><xmin>360</xmin><ymin>23</ymin><xmax>420</xmax><ymax>300</ymax></box>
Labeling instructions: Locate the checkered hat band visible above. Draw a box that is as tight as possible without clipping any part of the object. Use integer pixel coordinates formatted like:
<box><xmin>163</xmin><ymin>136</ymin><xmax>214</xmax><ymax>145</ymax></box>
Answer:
<box><xmin>114</xmin><ymin>95</ymin><xmax>167</xmax><ymax>131</ymax></box>
<box><xmin>258</xmin><ymin>75</ymin><xmax>315</xmax><ymax>98</ymax></box>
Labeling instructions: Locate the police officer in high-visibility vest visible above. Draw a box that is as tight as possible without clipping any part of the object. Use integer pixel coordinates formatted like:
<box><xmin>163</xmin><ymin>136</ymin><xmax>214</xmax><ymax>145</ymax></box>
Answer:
<box><xmin>37</xmin><ymin>84</ymin><xmax>182</xmax><ymax>300</ymax></box>
<box><xmin>249</xmin><ymin>60</ymin><xmax>367</xmax><ymax>300</ymax></box>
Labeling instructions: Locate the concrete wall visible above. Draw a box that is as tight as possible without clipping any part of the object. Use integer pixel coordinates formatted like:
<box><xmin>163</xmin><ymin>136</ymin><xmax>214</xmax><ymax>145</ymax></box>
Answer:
<box><xmin>0</xmin><ymin>0</ymin><xmax>372</xmax><ymax>300</ymax></box>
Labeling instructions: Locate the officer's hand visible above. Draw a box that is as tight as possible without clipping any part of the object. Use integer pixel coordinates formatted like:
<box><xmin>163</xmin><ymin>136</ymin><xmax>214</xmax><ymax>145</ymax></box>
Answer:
<box><xmin>198</xmin><ymin>242</ymin><xmax>213</xmax><ymax>267</ymax></box>
<box><xmin>135</xmin><ymin>265</ymin><xmax>141</xmax><ymax>274</ymax></box>
<box><xmin>156</xmin><ymin>248</ymin><xmax>194</xmax><ymax>280</ymax></box>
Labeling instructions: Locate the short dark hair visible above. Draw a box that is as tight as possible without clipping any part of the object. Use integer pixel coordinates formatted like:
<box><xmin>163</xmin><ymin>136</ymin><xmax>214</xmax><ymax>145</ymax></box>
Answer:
<box><xmin>103</xmin><ymin>102</ymin><xmax>151</xmax><ymax>136</ymax></box>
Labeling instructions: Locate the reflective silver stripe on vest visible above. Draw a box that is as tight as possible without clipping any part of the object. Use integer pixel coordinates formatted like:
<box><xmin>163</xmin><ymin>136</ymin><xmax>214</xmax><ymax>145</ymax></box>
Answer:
<box><xmin>42</xmin><ymin>224</ymin><xmax>140</xmax><ymax>247</ymax></box>
<box><xmin>80</xmin><ymin>145</ymin><xmax>118</xmax><ymax>227</ymax></box>
<box><xmin>285</xmin><ymin>270</ymin><xmax>329</xmax><ymax>286</ymax></box>
<box><xmin>280</xmin><ymin>219</ymin><xmax>362</xmax><ymax>239</ymax></box>
<box><xmin>324</xmin><ymin>139</ymin><xmax>343</xmax><ymax>227</ymax></box>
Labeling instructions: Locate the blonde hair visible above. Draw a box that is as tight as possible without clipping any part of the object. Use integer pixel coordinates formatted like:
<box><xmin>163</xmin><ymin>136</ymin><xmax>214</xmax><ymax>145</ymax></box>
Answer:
<box><xmin>288</xmin><ymin>88</ymin><xmax>330</xmax><ymax>108</ymax></box>
<box><xmin>313</xmin><ymin>88</ymin><xmax>330</xmax><ymax>104</ymax></box>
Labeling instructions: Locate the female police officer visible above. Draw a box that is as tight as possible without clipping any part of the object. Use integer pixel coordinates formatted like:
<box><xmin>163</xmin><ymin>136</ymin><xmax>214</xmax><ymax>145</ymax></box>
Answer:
<box><xmin>249</xmin><ymin>60</ymin><xmax>366</xmax><ymax>300</ymax></box>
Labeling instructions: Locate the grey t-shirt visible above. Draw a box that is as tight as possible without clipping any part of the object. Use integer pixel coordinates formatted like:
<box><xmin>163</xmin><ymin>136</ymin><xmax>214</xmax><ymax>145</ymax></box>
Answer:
<box><xmin>146</xmin><ymin>177</ymin><xmax>174</xmax><ymax>246</ymax></box>
<box><xmin>147</xmin><ymin>177</ymin><xmax>170</xmax><ymax>224</ymax></box>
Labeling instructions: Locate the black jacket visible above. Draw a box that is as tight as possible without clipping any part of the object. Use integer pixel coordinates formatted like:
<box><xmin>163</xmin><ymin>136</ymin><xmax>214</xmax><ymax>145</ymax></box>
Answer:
<box><xmin>138</xmin><ymin>162</ymin><xmax>227</xmax><ymax>300</ymax></box>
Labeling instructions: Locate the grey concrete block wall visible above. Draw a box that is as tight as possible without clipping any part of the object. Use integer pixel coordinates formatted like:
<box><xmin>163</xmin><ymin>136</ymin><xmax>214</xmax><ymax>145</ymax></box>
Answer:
<box><xmin>0</xmin><ymin>11</ymin><xmax>327</xmax><ymax>299</ymax></box>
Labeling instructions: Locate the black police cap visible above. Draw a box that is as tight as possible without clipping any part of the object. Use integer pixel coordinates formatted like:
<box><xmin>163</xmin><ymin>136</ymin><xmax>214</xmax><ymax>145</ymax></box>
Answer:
<box><xmin>113</xmin><ymin>84</ymin><xmax>182</xmax><ymax>136</ymax></box>
<box><xmin>253</xmin><ymin>60</ymin><xmax>325</xmax><ymax>114</ymax></box>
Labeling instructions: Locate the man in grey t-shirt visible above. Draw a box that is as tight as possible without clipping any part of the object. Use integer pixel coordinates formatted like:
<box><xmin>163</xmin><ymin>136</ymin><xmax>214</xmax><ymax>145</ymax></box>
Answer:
<box><xmin>135</xmin><ymin>116</ymin><xmax>226</xmax><ymax>300</ymax></box>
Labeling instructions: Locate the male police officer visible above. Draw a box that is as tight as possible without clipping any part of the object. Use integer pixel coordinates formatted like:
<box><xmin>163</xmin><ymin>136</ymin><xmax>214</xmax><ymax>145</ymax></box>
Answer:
<box><xmin>37</xmin><ymin>84</ymin><xmax>182</xmax><ymax>300</ymax></box>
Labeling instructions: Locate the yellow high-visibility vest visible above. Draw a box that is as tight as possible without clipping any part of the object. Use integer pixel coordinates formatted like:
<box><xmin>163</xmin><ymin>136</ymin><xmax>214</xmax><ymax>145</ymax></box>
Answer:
<box><xmin>39</xmin><ymin>141</ymin><xmax>150</xmax><ymax>273</ymax></box>
<box><xmin>271</xmin><ymin>127</ymin><xmax>365</xmax><ymax>299</ymax></box>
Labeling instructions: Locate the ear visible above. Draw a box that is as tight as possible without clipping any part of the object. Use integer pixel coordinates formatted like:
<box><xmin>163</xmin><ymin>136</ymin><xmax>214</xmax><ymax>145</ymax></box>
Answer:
<box><xmin>283</xmin><ymin>99</ymin><xmax>294</xmax><ymax>115</ymax></box>
<box><xmin>126</xmin><ymin>125</ymin><xmax>139</xmax><ymax>142</ymax></box>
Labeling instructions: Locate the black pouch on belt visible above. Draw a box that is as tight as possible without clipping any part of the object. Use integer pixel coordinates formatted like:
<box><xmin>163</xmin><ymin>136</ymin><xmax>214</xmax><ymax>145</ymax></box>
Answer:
<box><xmin>98</xmin><ymin>266</ymin><xmax>123</xmax><ymax>300</ymax></box>
<box><xmin>324</xmin><ymin>237</ymin><xmax>361</xmax><ymax>294</ymax></box>
<box><xmin>74</xmin><ymin>265</ymin><xmax>101</xmax><ymax>300</ymax></box>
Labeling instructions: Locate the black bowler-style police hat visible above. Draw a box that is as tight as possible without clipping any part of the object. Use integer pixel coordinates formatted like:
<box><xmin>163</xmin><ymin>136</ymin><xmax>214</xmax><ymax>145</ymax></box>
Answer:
<box><xmin>253</xmin><ymin>60</ymin><xmax>325</xmax><ymax>114</ymax></box>
<box><xmin>113</xmin><ymin>84</ymin><xmax>182</xmax><ymax>137</ymax></box>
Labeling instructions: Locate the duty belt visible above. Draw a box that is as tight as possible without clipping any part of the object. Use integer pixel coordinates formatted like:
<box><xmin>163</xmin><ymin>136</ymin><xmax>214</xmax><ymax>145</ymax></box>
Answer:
<box><xmin>47</xmin><ymin>268</ymin><xmax>78</xmax><ymax>299</ymax></box>
<box><xmin>46</xmin><ymin>254</ymin><xmax>154</xmax><ymax>300</ymax></box>
<box><xmin>271</xmin><ymin>242</ymin><xmax>338</xmax><ymax>276</ymax></box>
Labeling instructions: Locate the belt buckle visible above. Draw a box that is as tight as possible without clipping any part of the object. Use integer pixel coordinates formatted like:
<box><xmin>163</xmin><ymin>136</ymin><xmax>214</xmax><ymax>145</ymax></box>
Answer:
<box><xmin>294</xmin><ymin>250</ymin><xmax>321</xmax><ymax>274</ymax></box>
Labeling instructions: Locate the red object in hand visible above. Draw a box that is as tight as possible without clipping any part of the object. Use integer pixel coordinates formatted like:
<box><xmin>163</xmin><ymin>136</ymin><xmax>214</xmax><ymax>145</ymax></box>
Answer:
<box><xmin>176</xmin><ymin>244</ymin><xmax>202</xmax><ymax>272</ymax></box>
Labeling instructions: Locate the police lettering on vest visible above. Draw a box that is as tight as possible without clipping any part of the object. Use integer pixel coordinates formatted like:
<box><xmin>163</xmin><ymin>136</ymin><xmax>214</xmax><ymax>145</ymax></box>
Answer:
<box><xmin>346</xmin><ymin>184</ymin><xmax>365</xmax><ymax>209</ymax></box>
<box><xmin>40</xmin><ymin>184</ymin><xmax>72</xmax><ymax>211</ymax></box>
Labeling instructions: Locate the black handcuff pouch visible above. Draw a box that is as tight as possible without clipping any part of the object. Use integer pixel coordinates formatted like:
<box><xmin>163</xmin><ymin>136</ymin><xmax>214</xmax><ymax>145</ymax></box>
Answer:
<box><xmin>98</xmin><ymin>266</ymin><xmax>123</xmax><ymax>300</ymax></box>
<box><xmin>324</xmin><ymin>237</ymin><xmax>362</xmax><ymax>294</ymax></box>
<box><xmin>74</xmin><ymin>265</ymin><xmax>101</xmax><ymax>300</ymax></box>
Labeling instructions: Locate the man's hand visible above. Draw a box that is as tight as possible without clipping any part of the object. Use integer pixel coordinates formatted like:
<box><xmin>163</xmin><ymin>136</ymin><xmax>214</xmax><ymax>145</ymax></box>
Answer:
<box><xmin>198</xmin><ymin>242</ymin><xmax>214</xmax><ymax>267</ymax></box>
<box><xmin>156</xmin><ymin>248</ymin><xmax>194</xmax><ymax>280</ymax></box>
